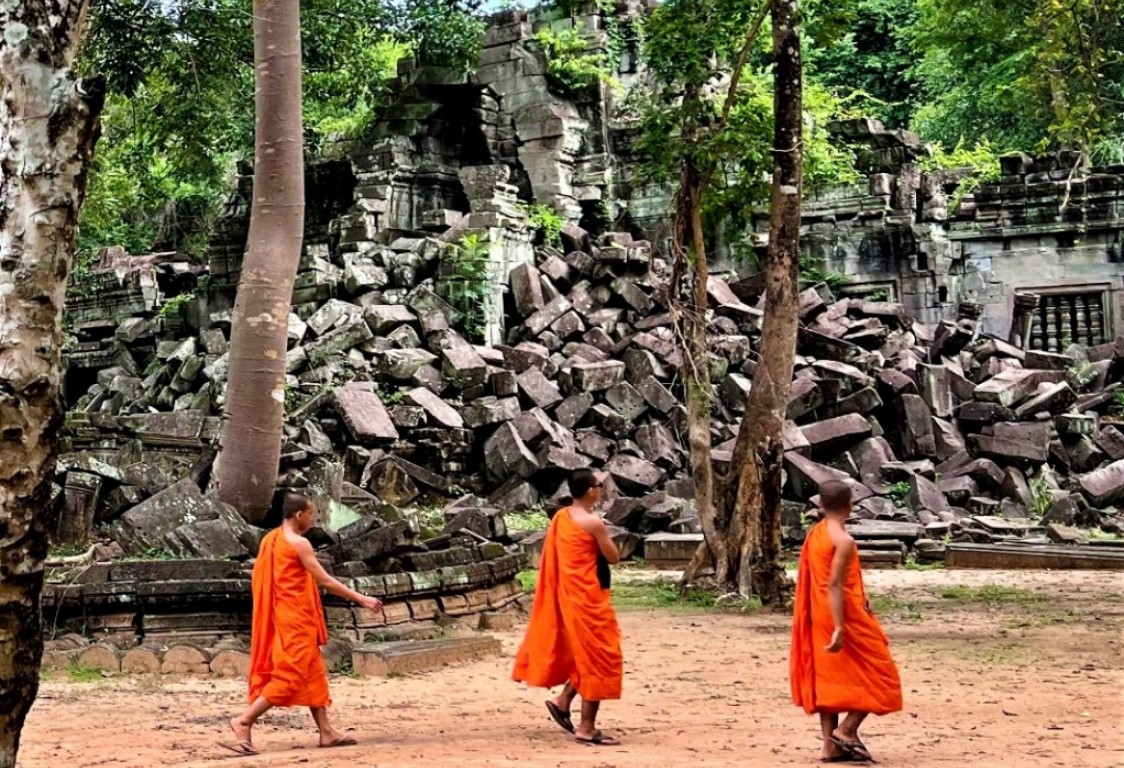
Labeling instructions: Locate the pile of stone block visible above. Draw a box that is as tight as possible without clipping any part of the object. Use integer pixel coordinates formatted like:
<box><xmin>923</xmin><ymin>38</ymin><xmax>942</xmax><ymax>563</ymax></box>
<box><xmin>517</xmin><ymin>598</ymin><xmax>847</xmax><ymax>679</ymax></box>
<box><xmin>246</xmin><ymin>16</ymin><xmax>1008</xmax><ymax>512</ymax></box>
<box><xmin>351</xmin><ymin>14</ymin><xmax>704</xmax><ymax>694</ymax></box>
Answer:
<box><xmin>60</xmin><ymin>222</ymin><xmax>1124</xmax><ymax>568</ymax></box>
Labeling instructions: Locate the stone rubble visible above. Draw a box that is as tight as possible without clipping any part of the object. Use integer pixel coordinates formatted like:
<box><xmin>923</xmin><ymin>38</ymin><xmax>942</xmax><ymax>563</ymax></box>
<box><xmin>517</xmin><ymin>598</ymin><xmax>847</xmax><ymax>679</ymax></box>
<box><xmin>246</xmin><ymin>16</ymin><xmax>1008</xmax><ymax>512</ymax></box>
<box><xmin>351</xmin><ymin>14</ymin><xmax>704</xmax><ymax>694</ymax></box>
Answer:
<box><xmin>57</xmin><ymin>223</ymin><xmax>1124</xmax><ymax>573</ymax></box>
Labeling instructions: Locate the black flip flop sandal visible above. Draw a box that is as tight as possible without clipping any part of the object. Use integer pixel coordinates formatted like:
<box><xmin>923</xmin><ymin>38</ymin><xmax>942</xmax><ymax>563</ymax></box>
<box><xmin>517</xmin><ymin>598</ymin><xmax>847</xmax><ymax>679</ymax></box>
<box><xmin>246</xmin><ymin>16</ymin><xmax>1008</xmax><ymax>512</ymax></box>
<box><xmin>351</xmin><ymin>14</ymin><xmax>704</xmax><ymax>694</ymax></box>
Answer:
<box><xmin>576</xmin><ymin>730</ymin><xmax>620</xmax><ymax>746</ymax></box>
<box><xmin>545</xmin><ymin>701</ymin><xmax>574</xmax><ymax>733</ymax></box>
<box><xmin>830</xmin><ymin>736</ymin><xmax>875</xmax><ymax>763</ymax></box>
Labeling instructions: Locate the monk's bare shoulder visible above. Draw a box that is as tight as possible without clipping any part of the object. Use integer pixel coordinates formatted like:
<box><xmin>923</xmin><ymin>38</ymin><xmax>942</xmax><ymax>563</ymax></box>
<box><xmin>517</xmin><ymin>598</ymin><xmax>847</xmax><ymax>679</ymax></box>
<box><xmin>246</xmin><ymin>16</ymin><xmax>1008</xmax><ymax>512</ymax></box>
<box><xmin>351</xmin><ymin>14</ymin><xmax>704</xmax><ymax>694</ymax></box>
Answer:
<box><xmin>569</xmin><ymin>508</ymin><xmax>606</xmax><ymax>537</ymax></box>
<box><xmin>284</xmin><ymin>530</ymin><xmax>314</xmax><ymax>552</ymax></box>
<box><xmin>826</xmin><ymin>522</ymin><xmax>856</xmax><ymax>554</ymax></box>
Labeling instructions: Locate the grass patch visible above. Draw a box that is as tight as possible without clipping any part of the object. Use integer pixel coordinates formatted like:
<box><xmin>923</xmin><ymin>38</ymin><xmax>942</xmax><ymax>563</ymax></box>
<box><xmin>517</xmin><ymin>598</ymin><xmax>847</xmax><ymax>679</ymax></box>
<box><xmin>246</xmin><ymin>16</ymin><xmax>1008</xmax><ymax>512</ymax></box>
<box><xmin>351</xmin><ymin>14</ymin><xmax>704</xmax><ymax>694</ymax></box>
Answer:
<box><xmin>65</xmin><ymin>664</ymin><xmax>108</xmax><ymax>683</ymax></box>
<box><xmin>612</xmin><ymin>583</ymin><xmax>762</xmax><ymax>613</ymax></box>
<box><xmin>507</xmin><ymin>510</ymin><xmax>550</xmax><ymax>532</ymax></box>
<box><xmin>904</xmin><ymin>557</ymin><xmax>945</xmax><ymax>571</ymax></box>
<box><xmin>516</xmin><ymin>570</ymin><xmax>537</xmax><ymax>594</ymax></box>
<box><xmin>869</xmin><ymin>594</ymin><xmax>924</xmax><ymax>622</ymax></box>
<box><xmin>1002</xmin><ymin>610</ymin><xmax>1086</xmax><ymax>629</ymax></box>
<box><xmin>936</xmin><ymin>585</ymin><xmax>1047</xmax><ymax>604</ymax></box>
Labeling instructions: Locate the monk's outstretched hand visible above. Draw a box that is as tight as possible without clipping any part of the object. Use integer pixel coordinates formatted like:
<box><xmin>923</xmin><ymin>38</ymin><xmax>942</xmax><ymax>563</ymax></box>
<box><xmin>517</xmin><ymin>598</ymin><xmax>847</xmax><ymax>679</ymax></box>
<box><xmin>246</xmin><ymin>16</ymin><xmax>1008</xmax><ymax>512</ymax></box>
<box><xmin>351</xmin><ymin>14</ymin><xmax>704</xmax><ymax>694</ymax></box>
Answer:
<box><xmin>357</xmin><ymin>595</ymin><xmax>383</xmax><ymax>612</ymax></box>
<box><xmin>825</xmin><ymin>626</ymin><xmax>845</xmax><ymax>653</ymax></box>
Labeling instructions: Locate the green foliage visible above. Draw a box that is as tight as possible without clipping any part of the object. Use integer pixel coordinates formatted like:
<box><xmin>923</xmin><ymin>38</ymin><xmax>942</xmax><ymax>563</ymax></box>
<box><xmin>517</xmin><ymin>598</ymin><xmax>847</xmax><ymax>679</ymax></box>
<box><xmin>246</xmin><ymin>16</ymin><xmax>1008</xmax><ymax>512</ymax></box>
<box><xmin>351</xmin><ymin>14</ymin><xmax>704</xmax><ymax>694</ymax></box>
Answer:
<box><xmin>1028</xmin><ymin>470</ymin><xmax>1053</xmax><ymax>520</ymax></box>
<box><xmin>436</xmin><ymin>234</ymin><xmax>497</xmax><ymax>343</ymax></box>
<box><xmin>612</xmin><ymin>582</ymin><xmax>763</xmax><ymax>613</ymax></box>
<box><xmin>919</xmin><ymin>139</ymin><xmax>1003</xmax><ymax>214</ymax></box>
<box><xmin>535</xmin><ymin>27</ymin><xmax>614</xmax><ymax>94</ymax></box>
<box><xmin>799</xmin><ymin>255</ymin><xmax>850</xmax><ymax>291</ymax></box>
<box><xmin>403</xmin><ymin>0</ymin><xmax>486</xmax><ymax>73</ymax></box>
<box><xmin>804</xmin><ymin>0</ymin><xmax>920</xmax><ymax>128</ymax></box>
<box><xmin>910</xmin><ymin>0</ymin><xmax>1124</xmax><ymax>154</ymax></box>
<box><xmin>1114</xmin><ymin>390</ymin><xmax>1124</xmax><ymax>418</ymax></box>
<box><xmin>636</xmin><ymin>0</ymin><xmax>861</xmax><ymax>247</ymax></box>
<box><xmin>506</xmin><ymin>509</ymin><xmax>550</xmax><ymax>531</ymax></box>
<box><xmin>157</xmin><ymin>292</ymin><xmax>196</xmax><ymax>319</ymax></box>
<box><xmin>520</xmin><ymin>203</ymin><xmax>565</xmax><ymax>249</ymax></box>
<box><xmin>517</xmin><ymin>570</ymin><xmax>538</xmax><ymax>593</ymax></box>
<box><xmin>887</xmin><ymin>481</ymin><xmax>911</xmax><ymax>506</ymax></box>
<box><xmin>305</xmin><ymin>30</ymin><xmax>412</xmax><ymax>149</ymax></box>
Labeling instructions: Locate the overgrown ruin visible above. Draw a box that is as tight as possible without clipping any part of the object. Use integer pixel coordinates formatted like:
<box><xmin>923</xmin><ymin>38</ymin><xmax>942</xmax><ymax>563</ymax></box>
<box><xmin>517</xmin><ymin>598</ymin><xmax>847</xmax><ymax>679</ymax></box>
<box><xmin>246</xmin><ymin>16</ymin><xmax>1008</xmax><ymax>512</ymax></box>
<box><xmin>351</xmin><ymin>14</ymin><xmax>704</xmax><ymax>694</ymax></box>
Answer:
<box><xmin>48</xmin><ymin>5</ymin><xmax>1124</xmax><ymax>666</ymax></box>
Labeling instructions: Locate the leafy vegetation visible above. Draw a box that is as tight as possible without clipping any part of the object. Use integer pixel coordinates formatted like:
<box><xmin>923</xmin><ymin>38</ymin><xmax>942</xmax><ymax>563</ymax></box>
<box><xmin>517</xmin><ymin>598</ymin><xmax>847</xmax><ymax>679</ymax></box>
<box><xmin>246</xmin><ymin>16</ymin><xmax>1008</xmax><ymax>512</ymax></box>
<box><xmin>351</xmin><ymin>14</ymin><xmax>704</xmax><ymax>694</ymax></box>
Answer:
<box><xmin>436</xmin><ymin>234</ymin><xmax>498</xmax><ymax>343</ymax></box>
<box><xmin>535</xmin><ymin>27</ymin><xmax>614</xmax><ymax>94</ymax></box>
<box><xmin>506</xmin><ymin>509</ymin><xmax>551</xmax><ymax>532</ymax></box>
<box><xmin>887</xmin><ymin>481</ymin><xmax>911</xmax><ymax>506</ymax></box>
<box><xmin>520</xmin><ymin>203</ymin><xmax>565</xmax><ymax>249</ymax></box>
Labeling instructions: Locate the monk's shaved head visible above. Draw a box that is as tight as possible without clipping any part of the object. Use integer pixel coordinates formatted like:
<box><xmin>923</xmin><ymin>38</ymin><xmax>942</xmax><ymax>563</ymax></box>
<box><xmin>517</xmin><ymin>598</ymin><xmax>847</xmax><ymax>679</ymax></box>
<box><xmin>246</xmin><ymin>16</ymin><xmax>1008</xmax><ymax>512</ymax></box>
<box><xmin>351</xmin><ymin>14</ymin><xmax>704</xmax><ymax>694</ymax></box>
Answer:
<box><xmin>282</xmin><ymin>492</ymin><xmax>311</xmax><ymax>519</ymax></box>
<box><xmin>819</xmin><ymin>480</ymin><xmax>852</xmax><ymax>515</ymax></box>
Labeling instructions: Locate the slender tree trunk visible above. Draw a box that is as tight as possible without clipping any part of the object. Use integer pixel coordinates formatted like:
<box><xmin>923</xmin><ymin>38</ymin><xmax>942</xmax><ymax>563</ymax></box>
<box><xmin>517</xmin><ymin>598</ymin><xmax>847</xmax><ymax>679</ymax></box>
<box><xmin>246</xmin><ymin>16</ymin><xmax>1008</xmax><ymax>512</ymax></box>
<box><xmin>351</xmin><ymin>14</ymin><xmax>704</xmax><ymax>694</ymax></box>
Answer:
<box><xmin>0</xmin><ymin>2</ymin><xmax>103</xmax><ymax>764</ymax></box>
<box><xmin>720</xmin><ymin>0</ymin><xmax>803</xmax><ymax>601</ymax></box>
<box><xmin>213</xmin><ymin>0</ymin><xmax>305</xmax><ymax>523</ymax></box>
<box><xmin>675</xmin><ymin>160</ymin><xmax>725</xmax><ymax>586</ymax></box>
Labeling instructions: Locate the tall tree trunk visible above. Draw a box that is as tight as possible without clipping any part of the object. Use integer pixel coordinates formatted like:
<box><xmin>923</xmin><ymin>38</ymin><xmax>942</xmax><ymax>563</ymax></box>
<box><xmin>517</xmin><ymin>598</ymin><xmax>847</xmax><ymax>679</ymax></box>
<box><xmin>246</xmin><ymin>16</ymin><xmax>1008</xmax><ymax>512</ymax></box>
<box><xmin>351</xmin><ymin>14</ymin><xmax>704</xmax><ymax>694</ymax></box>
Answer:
<box><xmin>0</xmin><ymin>2</ymin><xmax>103</xmax><ymax>764</ymax></box>
<box><xmin>719</xmin><ymin>0</ymin><xmax>803</xmax><ymax>601</ymax></box>
<box><xmin>213</xmin><ymin>0</ymin><xmax>305</xmax><ymax>523</ymax></box>
<box><xmin>674</xmin><ymin>159</ymin><xmax>725</xmax><ymax>586</ymax></box>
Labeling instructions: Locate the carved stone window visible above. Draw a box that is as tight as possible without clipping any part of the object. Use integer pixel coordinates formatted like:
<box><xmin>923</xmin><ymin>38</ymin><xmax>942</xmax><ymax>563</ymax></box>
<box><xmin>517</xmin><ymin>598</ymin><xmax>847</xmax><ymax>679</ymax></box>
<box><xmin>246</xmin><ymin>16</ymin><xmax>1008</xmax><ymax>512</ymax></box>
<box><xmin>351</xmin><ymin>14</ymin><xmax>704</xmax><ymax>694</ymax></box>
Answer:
<box><xmin>1028</xmin><ymin>288</ymin><xmax>1110</xmax><ymax>351</ymax></box>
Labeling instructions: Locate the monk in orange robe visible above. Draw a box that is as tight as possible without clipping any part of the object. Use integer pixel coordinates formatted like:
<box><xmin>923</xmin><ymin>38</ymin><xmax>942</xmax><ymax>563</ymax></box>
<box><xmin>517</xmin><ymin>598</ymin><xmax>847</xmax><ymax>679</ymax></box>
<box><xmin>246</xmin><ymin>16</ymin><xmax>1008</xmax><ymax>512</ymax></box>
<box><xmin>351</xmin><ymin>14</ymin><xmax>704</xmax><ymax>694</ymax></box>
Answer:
<box><xmin>224</xmin><ymin>493</ymin><xmax>383</xmax><ymax>755</ymax></box>
<box><xmin>790</xmin><ymin>480</ymin><xmax>902</xmax><ymax>763</ymax></box>
<box><xmin>513</xmin><ymin>469</ymin><xmax>623</xmax><ymax>746</ymax></box>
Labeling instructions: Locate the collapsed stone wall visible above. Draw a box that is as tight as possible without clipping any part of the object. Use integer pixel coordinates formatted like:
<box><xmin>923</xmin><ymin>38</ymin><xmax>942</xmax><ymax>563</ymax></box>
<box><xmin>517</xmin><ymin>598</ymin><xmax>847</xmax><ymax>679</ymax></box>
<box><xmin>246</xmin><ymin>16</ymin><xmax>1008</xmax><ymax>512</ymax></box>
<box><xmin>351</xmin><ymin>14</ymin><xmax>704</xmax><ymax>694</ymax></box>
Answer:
<box><xmin>56</xmin><ymin>2</ymin><xmax>1124</xmax><ymax>594</ymax></box>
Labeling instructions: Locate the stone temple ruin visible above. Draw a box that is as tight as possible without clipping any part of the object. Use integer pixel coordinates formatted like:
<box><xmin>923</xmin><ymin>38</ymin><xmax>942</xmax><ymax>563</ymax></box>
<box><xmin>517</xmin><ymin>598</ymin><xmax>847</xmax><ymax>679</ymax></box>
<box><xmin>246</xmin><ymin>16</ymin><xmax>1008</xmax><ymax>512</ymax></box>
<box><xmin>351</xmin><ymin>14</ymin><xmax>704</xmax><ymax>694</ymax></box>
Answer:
<box><xmin>48</xmin><ymin>5</ymin><xmax>1124</xmax><ymax>672</ymax></box>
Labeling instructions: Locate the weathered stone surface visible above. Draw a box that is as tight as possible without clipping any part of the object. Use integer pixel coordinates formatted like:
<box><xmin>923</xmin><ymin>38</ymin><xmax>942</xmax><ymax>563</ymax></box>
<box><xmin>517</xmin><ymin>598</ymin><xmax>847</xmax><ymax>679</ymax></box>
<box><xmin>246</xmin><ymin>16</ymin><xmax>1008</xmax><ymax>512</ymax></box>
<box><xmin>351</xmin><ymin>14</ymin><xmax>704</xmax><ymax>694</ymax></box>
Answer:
<box><xmin>462</xmin><ymin>396</ymin><xmax>521</xmax><ymax>428</ymax></box>
<box><xmin>406</xmin><ymin>387</ymin><xmax>464</xmax><ymax>429</ymax></box>
<box><xmin>636</xmin><ymin>376</ymin><xmax>677</xmax><ymax>413</ymax></box>
<box><xmin>380</xmin><ymin>349</ymin><xmax>438</xmax><ymax>379</ymax></box>
<box><xmin>897</xmin><ymin>394</ymin><xmax>936</xmax><ymax>458</ymax></box>
<box><xmin>509</xmin><ymin>263</ymin><xmax>545</xmax><ymax>316</ymax></box>
<box><xmin>442</xmin><ymin>346</ymin><xmax>488</xmax><ymax>388</ymax></box>
<box><xmin>524</xmin><ymin>296</ymin><xmax>573</xmax><ymax>337</ymax></box>
<box><xmin>333</xmin><ymin>385</ymin><xmax>400</xmax><ymax>442</ymax></box>
<box><xmin>799</xmin><ymin>414</ymin><xmax>872</xmax><ymax>460</ymax></box>
<box><xmin>484</xmin><ymin>423</ymin><xmax>540</xmax><ymax>482</ymax></box>
<box><xmin>973</xmin><ymin>369</ymin><xmax>1038</xmax><ymax>406</ymax></box>
<box><xmin>604</xmin><ymin>381</ymin><xmax>647</xmax><ymax>421</ymax></box>
<box><xmin>1013</xmin><ymin>381</ymin><xmax>1076</xmax><ymax>418</ymax></box>
<box><xmin>110</xmin><ymin>479</ymin><xmax>222</xmax><ymax>555</ymax></box>
<box><xmin>908</xmin><ymin>474</ymin><xmax>948</xmax><ymax>514</ymax></box>
<box><xmin>569</xmin><ymin>360</ymin><xmax>625</xmax><ymax>392</ymax></box>
<box><xmin>364</xmin><ymin>304</ymin><xmax>417</xmax><ymax>334</ymax></box>
<box><xmin>516</xmin><ymin>367</ymin><xmax>563</xmax><ymax>409</ymax></box>
<box><xmin>605</xmin><ymin>455</ymin><xmax>665</xmax><ymax>493</ymax></box>
<box><xmin>555</xmin><ymin>392</ymin><xmax>594</xmax><ymax>428</ymax></box>
<box><xmin>1077</xmin><ymin>460</ymin><xmax>1124</xmax><ymax>507</ymax></box>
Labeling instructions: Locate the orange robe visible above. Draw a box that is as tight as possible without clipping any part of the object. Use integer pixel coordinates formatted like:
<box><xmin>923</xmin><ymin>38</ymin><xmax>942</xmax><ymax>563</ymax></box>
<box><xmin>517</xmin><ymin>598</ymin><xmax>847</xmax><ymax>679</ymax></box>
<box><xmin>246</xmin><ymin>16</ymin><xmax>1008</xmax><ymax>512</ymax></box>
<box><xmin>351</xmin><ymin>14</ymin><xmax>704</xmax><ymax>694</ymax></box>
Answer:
<box><xmin>248</xmin><ymin>528</ymin><xmax>331</xmax><ymax>707</ymax></box>
<box><xmin>790</xmin><ymin>520</ymin><xmax>902</xmax><ymax>716</ymax></box>
<box><xmin>512</xmin><ymin>508</ymin><xmax>623</xmax><ymax>701</ymax></box>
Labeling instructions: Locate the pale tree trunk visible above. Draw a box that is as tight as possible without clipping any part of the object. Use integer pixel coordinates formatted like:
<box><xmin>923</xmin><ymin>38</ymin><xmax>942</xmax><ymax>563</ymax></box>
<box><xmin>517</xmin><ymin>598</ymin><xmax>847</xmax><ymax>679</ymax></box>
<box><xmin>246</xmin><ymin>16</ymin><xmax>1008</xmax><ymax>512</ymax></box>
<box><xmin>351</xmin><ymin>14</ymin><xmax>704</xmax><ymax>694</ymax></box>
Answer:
<box><xmin>0</xmin><ymin>2</ymin><xmax>103</xmax><ymax>764</ymax></box>
<box><xmin>721</xmin><ymin>0</ymin><xmax>803</xmax><ymax>601</ymax></box>
<box><xmin>673</xmin><ymin>0</ymin><xmax>772</xmax><ymax>591</ymax></box>
<box><xmin>213</xmin><ymin>0</ymin><xmax>305</xmax><ymax>523</ymax></box>
<box><xmin>673</xmin><ymin>158</ymin><xmax>725</xmax><ymax>584</ymax></box>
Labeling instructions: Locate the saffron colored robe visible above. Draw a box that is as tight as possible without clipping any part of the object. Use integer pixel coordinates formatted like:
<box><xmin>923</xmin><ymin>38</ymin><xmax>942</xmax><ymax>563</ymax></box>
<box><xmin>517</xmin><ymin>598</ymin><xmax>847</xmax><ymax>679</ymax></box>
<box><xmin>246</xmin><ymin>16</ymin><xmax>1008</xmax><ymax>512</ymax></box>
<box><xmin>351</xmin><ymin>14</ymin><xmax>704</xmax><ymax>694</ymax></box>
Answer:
<box><xmin>512</xmin><ymin>508</ymin><xmax>623</xmax><ymax>701</ymax></box>
<box><xmin>248</xmin><ymin>528</ymin><xmax>331</xmax><ymax>707</ymax></box>
<box><xmin>790</xmin><ymin>520</ymin><xmax>902</xmax><ymax>716</ymax></box>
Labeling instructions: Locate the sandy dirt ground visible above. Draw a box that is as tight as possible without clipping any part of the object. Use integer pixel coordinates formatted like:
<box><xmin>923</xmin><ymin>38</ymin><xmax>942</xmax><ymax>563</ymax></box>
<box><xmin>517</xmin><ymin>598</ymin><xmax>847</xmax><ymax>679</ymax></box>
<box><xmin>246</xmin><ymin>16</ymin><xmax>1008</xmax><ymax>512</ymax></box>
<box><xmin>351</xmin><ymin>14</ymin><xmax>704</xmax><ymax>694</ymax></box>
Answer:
<box><xmin>19</xmin><ymin>569</ymin><xmax>1124</xmax><ymax>768</ymax></box>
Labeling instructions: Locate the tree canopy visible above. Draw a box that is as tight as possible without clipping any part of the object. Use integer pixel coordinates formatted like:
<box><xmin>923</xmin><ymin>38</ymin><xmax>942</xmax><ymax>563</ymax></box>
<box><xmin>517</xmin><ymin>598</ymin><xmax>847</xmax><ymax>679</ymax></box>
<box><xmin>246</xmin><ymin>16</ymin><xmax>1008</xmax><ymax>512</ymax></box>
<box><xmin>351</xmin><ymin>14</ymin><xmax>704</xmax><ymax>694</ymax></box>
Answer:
<box><xmin>74</xmin><ymin>0</ymin><xmax>1124</xmax><ymax>265</ymax></box>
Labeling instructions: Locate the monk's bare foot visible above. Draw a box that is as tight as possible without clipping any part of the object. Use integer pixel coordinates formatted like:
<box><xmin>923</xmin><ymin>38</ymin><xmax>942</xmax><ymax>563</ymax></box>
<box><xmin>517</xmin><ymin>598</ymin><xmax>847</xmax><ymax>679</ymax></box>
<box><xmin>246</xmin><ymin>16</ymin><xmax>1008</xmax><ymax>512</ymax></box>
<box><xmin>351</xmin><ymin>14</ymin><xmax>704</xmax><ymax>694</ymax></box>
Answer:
<box><xmin>319</xmin><ymin>729</ymin><xmax>358</xmax><ymax>748</ymax></box>
<box><xmin>229</xmin><ymin>717</ymin><xmax>256</xmax><ymax>753</ymax></box>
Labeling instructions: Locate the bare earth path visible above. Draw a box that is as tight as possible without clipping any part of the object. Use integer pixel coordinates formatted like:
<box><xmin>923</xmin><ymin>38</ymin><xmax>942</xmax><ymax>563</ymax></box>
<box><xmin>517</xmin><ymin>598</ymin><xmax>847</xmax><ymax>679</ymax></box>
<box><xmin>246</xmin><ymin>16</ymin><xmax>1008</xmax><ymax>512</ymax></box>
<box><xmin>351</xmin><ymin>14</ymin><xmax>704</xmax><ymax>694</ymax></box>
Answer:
<box><xmin>20</xmin><ymin>569</ymin><xmax>1123</xmax><ymax>768</ymax></box>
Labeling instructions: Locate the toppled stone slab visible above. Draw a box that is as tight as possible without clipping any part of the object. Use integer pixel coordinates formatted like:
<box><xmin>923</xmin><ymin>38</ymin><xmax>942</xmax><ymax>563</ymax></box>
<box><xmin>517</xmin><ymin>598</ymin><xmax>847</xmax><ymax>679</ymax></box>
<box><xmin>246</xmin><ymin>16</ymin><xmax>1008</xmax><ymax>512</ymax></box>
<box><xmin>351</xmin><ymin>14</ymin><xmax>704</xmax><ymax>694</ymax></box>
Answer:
<box><xmin>333</xmin><ymin>385</ymin><xmax>400</xmax><ymax>443</ymax></box>
<box><xmin>351</xmin><ymin>635</ymin><xmax>503</xmax><ymax>677</ymax></box>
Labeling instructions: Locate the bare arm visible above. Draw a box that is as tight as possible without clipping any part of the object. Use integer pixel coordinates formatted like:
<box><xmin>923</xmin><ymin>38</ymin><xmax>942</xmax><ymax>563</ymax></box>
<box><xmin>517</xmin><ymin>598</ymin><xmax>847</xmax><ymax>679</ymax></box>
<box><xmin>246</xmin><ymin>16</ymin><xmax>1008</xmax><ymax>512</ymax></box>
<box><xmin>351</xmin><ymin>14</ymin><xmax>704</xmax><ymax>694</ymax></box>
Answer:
<box><xmin>825</xmin><ymin>534</ymin><xmax>855</xmax><ymax>652</ymax></box>
<box><xmin>291</xmin><ymin>535</ymin><xmax>382</xmax><ymax>610</ymax></box>
<box><xmin>587</xmin><ymin>517</ymin><xmax>621</xmax><ymax>565</ymax></box>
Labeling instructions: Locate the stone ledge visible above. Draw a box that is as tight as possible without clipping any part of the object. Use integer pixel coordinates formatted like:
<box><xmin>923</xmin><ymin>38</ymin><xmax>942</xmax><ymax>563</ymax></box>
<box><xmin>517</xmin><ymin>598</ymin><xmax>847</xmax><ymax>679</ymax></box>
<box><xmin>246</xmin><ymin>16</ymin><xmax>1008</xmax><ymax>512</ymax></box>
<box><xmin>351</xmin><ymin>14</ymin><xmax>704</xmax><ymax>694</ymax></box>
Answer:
<box><xmin>351</xmin><ymin>635</ymin><xmax>504</xmax><ymax>677</ymax></box>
